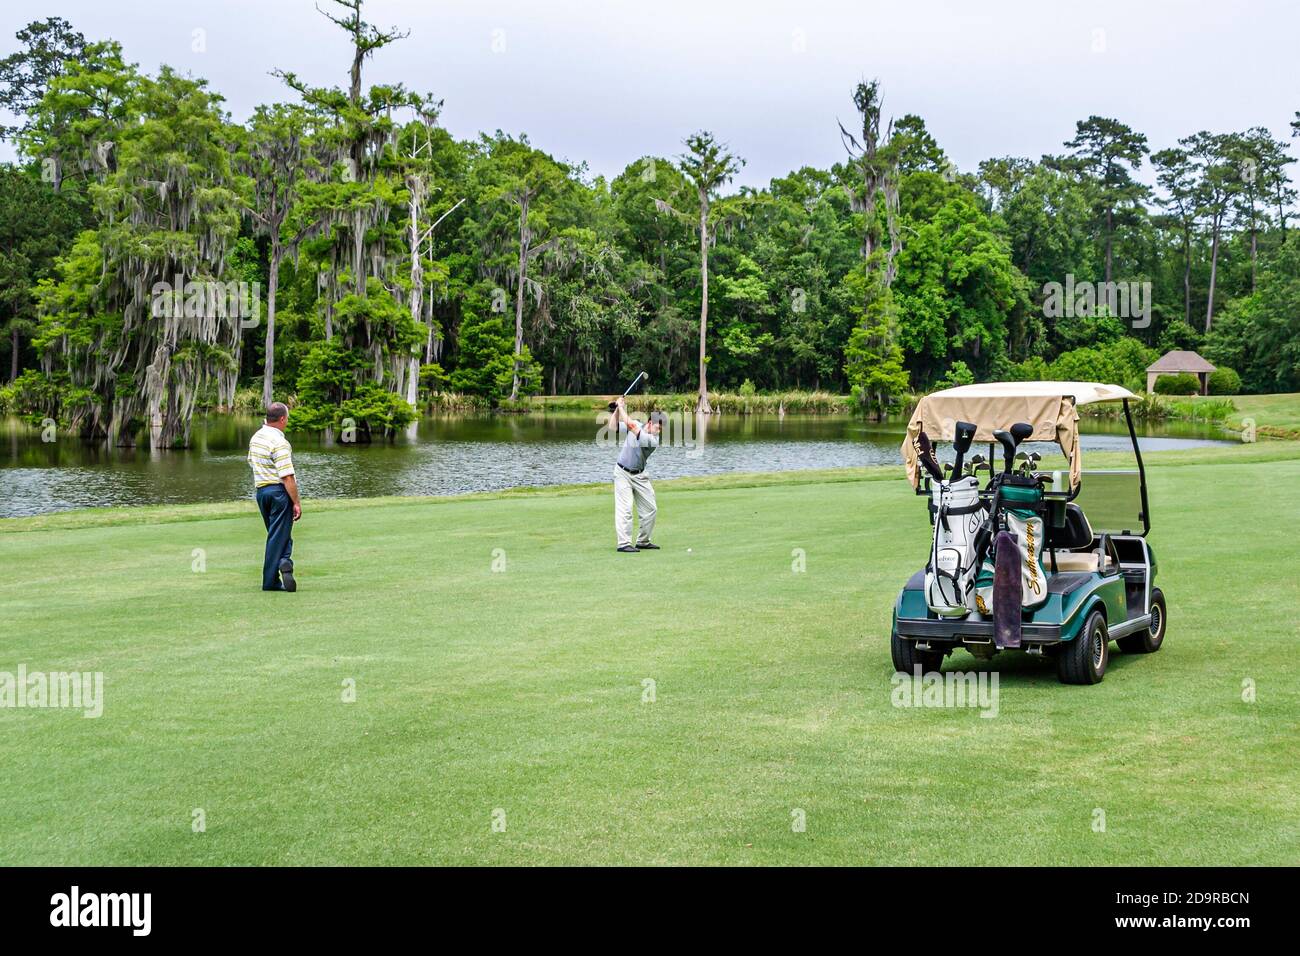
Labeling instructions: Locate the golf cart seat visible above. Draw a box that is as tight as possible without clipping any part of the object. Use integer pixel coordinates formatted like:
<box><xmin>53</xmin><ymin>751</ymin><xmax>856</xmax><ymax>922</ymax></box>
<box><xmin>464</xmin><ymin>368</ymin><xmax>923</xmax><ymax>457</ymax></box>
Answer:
<box><xmin>1050</xmin><ymin>551</ymin><xmax>1114</xmax><ymax>573</ymax></box>
<box><xmin>1045</xmin><ymin>503</ymin><xmax>1114</xmax><ymax>574</ymax></box>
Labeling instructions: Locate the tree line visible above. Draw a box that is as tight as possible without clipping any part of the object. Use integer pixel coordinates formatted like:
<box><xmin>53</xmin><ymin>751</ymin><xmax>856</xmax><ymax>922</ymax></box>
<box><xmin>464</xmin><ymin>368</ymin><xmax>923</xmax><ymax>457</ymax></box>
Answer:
<box><xmin>0</xmin><ymin>5</ymin><xmax>1297</xmax><ymax>447</ymax></box>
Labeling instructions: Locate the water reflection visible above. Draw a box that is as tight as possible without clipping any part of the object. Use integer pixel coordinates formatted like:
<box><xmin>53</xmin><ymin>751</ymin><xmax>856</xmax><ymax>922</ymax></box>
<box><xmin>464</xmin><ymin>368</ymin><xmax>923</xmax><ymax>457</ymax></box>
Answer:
<box><xmin>0</xmin><ymin>412</ymin><xmax>1233</xmax><ymax>518</ymax></box>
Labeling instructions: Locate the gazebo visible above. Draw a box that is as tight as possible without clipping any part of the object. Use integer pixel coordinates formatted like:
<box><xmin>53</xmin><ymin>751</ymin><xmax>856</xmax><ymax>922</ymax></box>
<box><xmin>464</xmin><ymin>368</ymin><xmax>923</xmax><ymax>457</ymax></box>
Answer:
<box><xmin>1146</xmin><ymin>350</ymin><xmax>1216</xmax><ymax>395</ymax></box>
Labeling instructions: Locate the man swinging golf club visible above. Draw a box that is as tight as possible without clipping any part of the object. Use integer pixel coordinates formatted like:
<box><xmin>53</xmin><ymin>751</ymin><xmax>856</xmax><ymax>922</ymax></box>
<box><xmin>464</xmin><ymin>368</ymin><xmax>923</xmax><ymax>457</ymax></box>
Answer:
<box><xmin>610</xmin><ymin>395</ymin><xmax>664</xmax><ymax>553</ymax></box>
<box><xmin>248</xmin><ymin>402</ymin><xmax>302</xmax><ymax>591</ymax></box>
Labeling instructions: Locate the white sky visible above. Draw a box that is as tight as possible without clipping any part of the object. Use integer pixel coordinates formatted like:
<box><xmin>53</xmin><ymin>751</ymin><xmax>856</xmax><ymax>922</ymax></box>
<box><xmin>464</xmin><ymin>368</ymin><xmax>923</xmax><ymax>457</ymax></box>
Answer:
<box><xmin>2</xmin><ymin>0</ymin><xmax>1297</xmax><ymax>188</ymax></box>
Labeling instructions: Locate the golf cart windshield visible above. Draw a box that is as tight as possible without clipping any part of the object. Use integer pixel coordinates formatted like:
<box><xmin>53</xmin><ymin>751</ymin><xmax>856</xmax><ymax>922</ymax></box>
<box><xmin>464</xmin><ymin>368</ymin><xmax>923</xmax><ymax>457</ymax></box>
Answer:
<box><xmin>902</xmin><ymin>380</ymin><xmax>1139</xmax><ymax>494</ymax></box>
<box><xmin>1076</xmin><ymin>470</ymin><xmax>1146</xmax><ymax>536</ymax></box>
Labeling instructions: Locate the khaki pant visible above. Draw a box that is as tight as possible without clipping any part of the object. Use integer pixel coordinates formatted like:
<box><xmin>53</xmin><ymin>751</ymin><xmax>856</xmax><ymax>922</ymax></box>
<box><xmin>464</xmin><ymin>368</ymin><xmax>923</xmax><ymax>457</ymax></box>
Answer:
<box><xmin>614</xmin><ymin>465</ymin><xmax>657</xmax><ymax>548</ymax></box>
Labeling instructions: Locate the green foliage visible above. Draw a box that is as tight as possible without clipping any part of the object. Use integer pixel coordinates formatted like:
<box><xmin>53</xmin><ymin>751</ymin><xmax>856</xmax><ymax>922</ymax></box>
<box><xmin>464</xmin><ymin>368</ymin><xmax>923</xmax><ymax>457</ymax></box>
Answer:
<box><xmin>448</xmin><ymin>286</ymin><xmax>541</xmax><ymax>402</ymax></box>
<box><xmin>232</xmin><ymin>386</ymin><xmax>264</xmax><ymax>413</ymax></box>
<box><xmin>894</xmin><ymin>176</ymin><xmax>1031</xmax><ymax>383</ymax></box>
<box><xmin>998</xmin><ymin>164</ymin><xmax>1096</xmax><ymax>291</ymax></box>
<box><xmin>1204</xmin><ymin>241</ymin><xmax>1300</xmax><ymax>393</ymax></box>
<box><xmin>0</xmin><ymin>17</ymin><xmax>86</xmax><ymax>140</ymax></box>
<box><xmin>939</xmin><ymin>360</ymin><xmax>974</xmax><ymax>387</ymax></box>
<box><xmin>1207</xmin><ymin>366</ymin><xmax>1241</xmax><ymax>395</ymax></box>
<box><xmin>1129</xmin><ymin>392</ymin><xmax>1171</xmax><ymax>421</ymax></box>
<box><xmin>418</xmin><ymin>362</ymin><xmax>449</xmax><ymax>392</ymax></box>
<box><xmin>1003</xmin><ymin>356</ymin><xmax>1051</xmax><ymax>382</ymax></box>
<box><xmin>1153</xmin><ymin>372</ymin><xmax>1201</xmax><ymax>395</ymax></box>
<box><xmin>844</xmin><ymin>290</ymin><xmax>910</xmax><ymax>419</ymax></box>
<box><xmin>620</xmin><ymin>391</ymin><xmax>850</xmax><ymax>414</ymax></box>
<box><xmin>1</xmin><ymin>15</ymin><xmax>1295</xmax><ymax>437</ymax></box>
<box><xmin>1156</xmin><ymin>319</ymin><xmax>1203</xmax><ymax>354</ymax></box>
<box><xmin>1167</xmin><ymin>397</ymin><xmax>1235</xmax><ymax>422</ymax></box>
<box><xmin>291</xmin><ymin>338</ymin><xmax>415</xmax><ymax>437</ymax></box>
<box><xmin>0</xmin><ymin>164</ymin><xmax>84</xmax><ymax>377</ymax></box>
<box><xmin>1050</xmin><ymin>337</ymin><xmax>1157</xmax><ymax>391</ymax></box>
<box><xmin>1062</xmin><ymin>116</ymin><xmax>1149</xmax><ymax>276</ymax></box>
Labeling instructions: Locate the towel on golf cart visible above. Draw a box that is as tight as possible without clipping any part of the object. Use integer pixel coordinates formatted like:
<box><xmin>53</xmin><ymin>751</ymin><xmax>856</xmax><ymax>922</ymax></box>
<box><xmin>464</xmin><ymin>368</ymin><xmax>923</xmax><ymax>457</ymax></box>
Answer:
<box><xmin>973</xmin><ymin>484</ymin><xmax>1048</xmax><ymax>615</ymax></box>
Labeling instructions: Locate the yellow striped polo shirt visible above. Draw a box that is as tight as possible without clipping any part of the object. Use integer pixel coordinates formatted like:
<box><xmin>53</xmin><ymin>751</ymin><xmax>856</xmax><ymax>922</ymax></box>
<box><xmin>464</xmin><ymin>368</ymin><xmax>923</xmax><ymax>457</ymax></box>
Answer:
<box><xmin>248</xmin><ymin>424</ymin><xmax>295</xmax><ymax>488</ymax></box>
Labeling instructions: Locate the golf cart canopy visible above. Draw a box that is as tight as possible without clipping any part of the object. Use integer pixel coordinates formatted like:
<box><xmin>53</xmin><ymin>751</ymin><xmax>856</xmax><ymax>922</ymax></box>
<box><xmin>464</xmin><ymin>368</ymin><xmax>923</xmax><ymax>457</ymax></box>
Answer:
<box><xmin>902</xmin><ymin>381</ymin><xmax>1139</xmax><ymax>491</ymax></box>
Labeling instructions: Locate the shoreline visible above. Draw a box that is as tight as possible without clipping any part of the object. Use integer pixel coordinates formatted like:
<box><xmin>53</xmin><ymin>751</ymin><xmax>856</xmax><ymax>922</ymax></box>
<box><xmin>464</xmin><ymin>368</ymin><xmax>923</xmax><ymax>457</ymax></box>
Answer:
<box><xmin>3</xmin><ymin>440</ymin><xmax>1295</xmax><ymax>534</ymax></box>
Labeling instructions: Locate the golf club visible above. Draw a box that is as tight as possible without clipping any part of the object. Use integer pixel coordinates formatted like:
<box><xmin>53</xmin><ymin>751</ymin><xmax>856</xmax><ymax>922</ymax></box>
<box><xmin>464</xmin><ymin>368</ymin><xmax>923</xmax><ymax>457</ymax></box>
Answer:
<box><xmin>950</xmin><ymin>420</ymin><xmax>977</xmax><ymax>478</ymax></box>
<box><xmin>608</xmin><ymin>371</ymin><xmax>648</xmax><ymax>411</ymax></box>
<box><xmin>915</xmin><ymin>431</ymin><xmax>945</xmax><ymax>482</ymax></box>
<box><xmin>993</xmin><ymin>422</ymin><xmax>1034</xmax><ymax>474</ymax></box>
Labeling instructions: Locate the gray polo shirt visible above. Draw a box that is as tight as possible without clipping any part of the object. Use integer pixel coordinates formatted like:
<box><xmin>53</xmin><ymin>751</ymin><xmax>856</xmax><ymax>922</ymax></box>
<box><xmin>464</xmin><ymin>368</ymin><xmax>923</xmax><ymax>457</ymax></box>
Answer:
<box><xmin>616</xmin><ymin>422</ymin><xmax>659</xmax><ymax>473</ymax></box>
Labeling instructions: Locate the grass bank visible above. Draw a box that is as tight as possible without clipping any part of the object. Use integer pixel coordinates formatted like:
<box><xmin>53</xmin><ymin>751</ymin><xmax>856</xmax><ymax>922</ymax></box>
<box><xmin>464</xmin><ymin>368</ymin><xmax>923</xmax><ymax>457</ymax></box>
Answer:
<box><xmin>2</xmin><ymin>442</ymin><xmax>1297</xmax><ymax>864</ymax></box>
<box><xmin>1180</xmin><ymin>392</ymin><xmax>1300</xmax><ymax>439</ymax></box>
<box><xmin>531</xmin><ymin>391</ymin><xmax>853</xmax><ymax>414</ymax></box>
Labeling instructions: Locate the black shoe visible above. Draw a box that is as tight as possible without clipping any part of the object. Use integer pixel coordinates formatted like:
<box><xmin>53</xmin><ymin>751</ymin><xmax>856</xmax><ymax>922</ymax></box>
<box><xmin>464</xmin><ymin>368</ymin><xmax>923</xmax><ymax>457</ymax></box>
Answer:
<box><xmin>279</xmin><ymin>558</ymin><xmax>297</xmax><ymax>592</ymax></box>
<box><xmin>617</xmin><ymin>545</ymin><xmax>639</xmax><ymax>553</ymax></box>
<box><xmin>637</xmin><ymin>542</ymin><xmax>660</xmax><ymax>550</ymax></box>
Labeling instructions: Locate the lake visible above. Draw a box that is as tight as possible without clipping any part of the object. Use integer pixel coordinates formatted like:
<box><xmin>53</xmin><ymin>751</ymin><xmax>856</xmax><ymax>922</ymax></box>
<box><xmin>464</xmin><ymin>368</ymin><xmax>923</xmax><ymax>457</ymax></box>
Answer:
<box><xmin>0</xmin><ymin>412</ymin><xmax>1234</xmax><ymax>518</ymax></box>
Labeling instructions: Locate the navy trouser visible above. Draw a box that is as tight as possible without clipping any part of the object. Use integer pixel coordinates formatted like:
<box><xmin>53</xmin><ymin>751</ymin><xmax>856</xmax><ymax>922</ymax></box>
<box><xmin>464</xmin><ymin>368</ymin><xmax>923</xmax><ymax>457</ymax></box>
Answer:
<box><xmin>256</xmin><ymin>484</ymin><xmax>294</xmax><ymax>591</ymax></box>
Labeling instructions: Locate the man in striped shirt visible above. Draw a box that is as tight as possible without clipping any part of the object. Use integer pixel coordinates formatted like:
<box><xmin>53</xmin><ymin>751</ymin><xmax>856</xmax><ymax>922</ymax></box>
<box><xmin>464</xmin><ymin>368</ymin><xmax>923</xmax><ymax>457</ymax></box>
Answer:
<box><xmin>247</xmin><ymin>402</ymin><xmax>302</xmax><ymax>592</ymax></box>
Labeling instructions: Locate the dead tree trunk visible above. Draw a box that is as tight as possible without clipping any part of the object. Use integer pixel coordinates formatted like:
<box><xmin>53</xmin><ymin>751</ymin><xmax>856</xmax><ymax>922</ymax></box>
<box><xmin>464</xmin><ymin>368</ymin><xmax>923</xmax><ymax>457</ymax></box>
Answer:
<box><xmin>697</xmin><ymin>191</ymin><xmax>711</xmax><ymax>414</ymax></box>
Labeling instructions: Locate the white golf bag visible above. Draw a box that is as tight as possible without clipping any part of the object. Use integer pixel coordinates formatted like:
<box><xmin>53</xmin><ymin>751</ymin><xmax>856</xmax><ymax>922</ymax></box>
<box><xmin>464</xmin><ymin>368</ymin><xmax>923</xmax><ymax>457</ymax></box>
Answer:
<box><xmin>925</xmin><ymin>476</ymin><xmax>985</xmax><ymax>617</ymax></box>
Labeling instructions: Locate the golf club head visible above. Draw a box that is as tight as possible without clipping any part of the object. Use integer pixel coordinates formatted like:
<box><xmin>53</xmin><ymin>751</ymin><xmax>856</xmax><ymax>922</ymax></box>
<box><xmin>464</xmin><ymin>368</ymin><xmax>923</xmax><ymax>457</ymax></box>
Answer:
<box><xmin>950</xmin><ymin>420</ymin><xmax>977</xmax><ymax>477</ymax></box>
<box><xmin>916</xmin><ymin>431</ymin><xmax>944</xmax><ymax>482</ymax></box>
<box><xmin>995</xmin><ymin>422</ymin><xmax>1035</xmax><ymax>473</ymax></box>
<box><xmin>993</xmin><ymin>429</ymin><xmax>1017</xmax><ymax>473</ymax></box>
<box><xmin>953</xmin><ymin>421</ymin><xmax>976</xmax><ymax>454</ymax></box>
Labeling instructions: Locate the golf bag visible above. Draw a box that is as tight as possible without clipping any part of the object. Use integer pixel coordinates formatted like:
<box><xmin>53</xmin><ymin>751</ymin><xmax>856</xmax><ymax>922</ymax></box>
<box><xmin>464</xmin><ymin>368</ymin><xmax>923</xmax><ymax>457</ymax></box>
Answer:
<box><xmin>973</xmin><ymin>483</ymin><xmax>1048</xmax><ymax>617</ymax></box>
<box><xmin>925</xmin><ymin>476</ymin><xmax>985</xmax><ymax>617</ymax></box>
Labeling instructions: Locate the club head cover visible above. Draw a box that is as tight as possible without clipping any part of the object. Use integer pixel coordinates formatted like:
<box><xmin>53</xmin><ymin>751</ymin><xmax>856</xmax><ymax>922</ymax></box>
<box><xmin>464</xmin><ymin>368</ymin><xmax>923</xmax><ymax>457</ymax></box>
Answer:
<box><xmin>951</xmin><ymin>420</ymin><xmax>977</xmax><ymax>476</ymax></box>
<box><xmin>916</xmin><ymin>431</ymin><xmax>944</xmax><ymax>482</ymax></box>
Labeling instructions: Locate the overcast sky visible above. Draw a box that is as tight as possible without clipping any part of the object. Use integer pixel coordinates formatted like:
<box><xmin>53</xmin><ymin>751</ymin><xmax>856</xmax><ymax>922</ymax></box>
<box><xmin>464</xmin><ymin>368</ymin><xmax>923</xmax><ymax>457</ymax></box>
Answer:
<box><xmin>3</xmin><ymin>0</ymin><xmax>1297</xmax><ymax>187</ymax></box>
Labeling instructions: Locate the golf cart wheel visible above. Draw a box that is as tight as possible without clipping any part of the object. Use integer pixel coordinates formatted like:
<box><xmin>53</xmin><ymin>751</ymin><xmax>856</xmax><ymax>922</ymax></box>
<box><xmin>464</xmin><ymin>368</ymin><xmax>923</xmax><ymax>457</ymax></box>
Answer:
<box><xmin>1118</xmin><ymin>588</ymin><xmax>1167</xmax><ymax>654</ymax></box>
<box><xmin>1057</xmin><ymin>610</ymin><xmax>1109</xmax><ymax>685</ymax></box>
<box><xmin>891</xmin><ymin>629</ymin><xmax>945</xmax><ymax>674</ymax></box>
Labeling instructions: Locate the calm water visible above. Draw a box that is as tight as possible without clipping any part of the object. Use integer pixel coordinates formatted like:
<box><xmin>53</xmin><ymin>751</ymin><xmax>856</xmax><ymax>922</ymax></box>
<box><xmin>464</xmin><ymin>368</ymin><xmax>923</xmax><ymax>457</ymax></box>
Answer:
<box><xmin>0</xmin><ymin>412</ymin><xmax>1233</xmax><ymax>518</ymax></box>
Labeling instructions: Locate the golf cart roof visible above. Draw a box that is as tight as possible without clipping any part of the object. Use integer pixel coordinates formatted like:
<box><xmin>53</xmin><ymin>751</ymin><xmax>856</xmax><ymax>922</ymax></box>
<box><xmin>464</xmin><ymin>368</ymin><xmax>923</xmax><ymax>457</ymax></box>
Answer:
<box><xmin>902</xmin><ymin>381</ymin><xmax>1138</xmax><ymax>491</ymax></box>
<box><xmin>926</xmin><ymin>381</ymin><xmax>1138</xmax><ymax>406</ymax></box>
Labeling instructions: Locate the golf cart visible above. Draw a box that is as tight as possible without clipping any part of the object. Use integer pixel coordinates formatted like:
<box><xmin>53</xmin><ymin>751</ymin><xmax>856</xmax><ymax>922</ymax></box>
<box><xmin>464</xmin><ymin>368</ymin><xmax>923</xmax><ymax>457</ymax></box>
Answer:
<box><xmin>890</xmin><ymin>381</ymin><xmax>1167</xmax><ymax>684</ymax></box>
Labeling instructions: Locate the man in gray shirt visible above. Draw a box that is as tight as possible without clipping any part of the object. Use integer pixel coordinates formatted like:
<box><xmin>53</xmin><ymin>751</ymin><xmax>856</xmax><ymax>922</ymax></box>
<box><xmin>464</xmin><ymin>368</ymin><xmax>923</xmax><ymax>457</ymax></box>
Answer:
<box><xmin>611</xmin><ymin>397</ymin><xmax>664</xmax><ymax>553</ymax></box>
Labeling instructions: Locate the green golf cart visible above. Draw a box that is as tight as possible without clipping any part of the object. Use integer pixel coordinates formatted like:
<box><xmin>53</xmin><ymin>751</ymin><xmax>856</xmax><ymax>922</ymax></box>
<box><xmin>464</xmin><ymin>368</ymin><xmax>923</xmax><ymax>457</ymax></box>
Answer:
<box><xmin>891</xmin><ymin>381</ymin><xmax>1167</xmax><ymax>684</ymax></box>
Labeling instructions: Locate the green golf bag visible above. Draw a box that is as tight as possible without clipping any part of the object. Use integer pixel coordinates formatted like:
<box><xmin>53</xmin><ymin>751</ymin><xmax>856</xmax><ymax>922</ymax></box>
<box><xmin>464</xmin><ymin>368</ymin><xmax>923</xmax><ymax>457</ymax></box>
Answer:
<box><xmin>973</xmin><ymin>483</ymin><xmax>1049</xmax><ymax>617</ymax></box>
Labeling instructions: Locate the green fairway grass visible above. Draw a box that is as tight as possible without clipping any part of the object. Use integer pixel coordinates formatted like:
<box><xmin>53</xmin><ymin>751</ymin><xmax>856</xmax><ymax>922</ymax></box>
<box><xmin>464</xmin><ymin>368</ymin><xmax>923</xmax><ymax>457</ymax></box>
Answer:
<box><xmin>2</xmin><ymin>443</ymin><xmax>1297</xmax><ymax>865</ymax></box>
